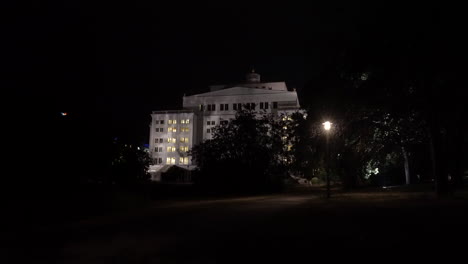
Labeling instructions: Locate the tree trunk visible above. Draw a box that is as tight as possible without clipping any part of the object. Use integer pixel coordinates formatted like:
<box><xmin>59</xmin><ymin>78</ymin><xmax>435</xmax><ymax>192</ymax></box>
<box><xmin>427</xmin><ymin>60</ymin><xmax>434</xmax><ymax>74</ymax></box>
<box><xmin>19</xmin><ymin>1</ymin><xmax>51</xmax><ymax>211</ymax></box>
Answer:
<box><xmin>429</xmin><ymin>117</ymin><xmax>449</xmax><ymax>196</ymax></box>
<box><xmin>402</xmin><ymin>146</ymin><xmax>411</xmax><ymax>185</ymax></box>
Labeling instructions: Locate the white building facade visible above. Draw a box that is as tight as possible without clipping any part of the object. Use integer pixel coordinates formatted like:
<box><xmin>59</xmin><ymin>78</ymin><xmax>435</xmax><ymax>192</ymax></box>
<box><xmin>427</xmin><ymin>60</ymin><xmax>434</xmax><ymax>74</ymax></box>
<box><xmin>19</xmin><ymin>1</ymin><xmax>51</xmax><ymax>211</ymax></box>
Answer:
<box><xmin>148</xmin><ymin>71</ymin><xmax>301</xmax><ymax>181</ymax></box>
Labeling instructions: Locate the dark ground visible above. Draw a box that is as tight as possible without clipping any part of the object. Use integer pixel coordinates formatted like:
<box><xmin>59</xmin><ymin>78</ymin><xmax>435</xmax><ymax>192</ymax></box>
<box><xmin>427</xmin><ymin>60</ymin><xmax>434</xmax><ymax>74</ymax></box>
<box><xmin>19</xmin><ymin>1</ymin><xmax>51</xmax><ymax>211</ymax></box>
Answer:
<box><xmin>3</xmin><ymin>185</ymin><xmax>468</xmax><ymax>263</ymax></box>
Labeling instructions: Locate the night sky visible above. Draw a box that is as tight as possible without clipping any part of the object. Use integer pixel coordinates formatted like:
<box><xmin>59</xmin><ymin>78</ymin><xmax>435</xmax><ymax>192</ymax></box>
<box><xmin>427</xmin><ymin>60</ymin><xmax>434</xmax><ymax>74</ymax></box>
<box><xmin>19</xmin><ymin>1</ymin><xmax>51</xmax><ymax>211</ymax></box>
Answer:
<box><xmin>6</xmin><ymin>2</ymin><xmax>464</xmax><ymax>145</ymax></box>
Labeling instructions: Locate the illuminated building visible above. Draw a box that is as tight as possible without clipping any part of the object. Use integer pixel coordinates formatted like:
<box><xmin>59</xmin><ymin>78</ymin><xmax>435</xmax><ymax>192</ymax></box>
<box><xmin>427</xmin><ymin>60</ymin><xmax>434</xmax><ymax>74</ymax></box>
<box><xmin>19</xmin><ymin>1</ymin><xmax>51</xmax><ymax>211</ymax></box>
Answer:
<box><xmin>148</xmin><ymin>70</ymin><xmax>301</xmax><ymax>181</ymax></box>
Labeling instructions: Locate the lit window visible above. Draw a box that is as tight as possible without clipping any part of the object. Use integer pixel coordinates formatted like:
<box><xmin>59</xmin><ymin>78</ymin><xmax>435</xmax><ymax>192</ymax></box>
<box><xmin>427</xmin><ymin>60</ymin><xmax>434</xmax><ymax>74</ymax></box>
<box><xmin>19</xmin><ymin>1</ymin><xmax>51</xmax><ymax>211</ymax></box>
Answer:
<box><xmin>181</xmin><ymin>119</ymin><xmax>185</xmax><ymax>124</ymax></box>
<box><xmin>166</xmin><ymin>157</ymin><xmax>176</xmax><ymax>164</ymax></box>
<box><xmin>168</xmin><ymin>120</ymin><xmax>172</xmax><ymax>125</ymax></box>
<box><xmin>186</xmin><ymin>119</ymin><xmax>190</xmax><ymax>124</ymax></box>
<box><xmin>167</xmin><ymin>138</ymin><xmax>176</xmax><ymax>143</ymax></box>
<box><xmin>180</xmin><ymin>146</ymin><xmax>189</xmax><ymax>152</ymax></box>
<box><xmin>173</xmin><ymin>120</ymin><xmax>177</xmax><ymax>124</ymax></box>
<box><xmin>287</xmin><ymin>145</ymin><xmax>292</xmax><ymax>151</ymax></box>
<box><xmin>283</xmin><ymin>126</ymin><xmax>288</xmax><ymax>130</ymax></box>
<box><xmin>167</xmin><ymin>146</ymin><xmax>176</xmax><ymax>152</ymax></box>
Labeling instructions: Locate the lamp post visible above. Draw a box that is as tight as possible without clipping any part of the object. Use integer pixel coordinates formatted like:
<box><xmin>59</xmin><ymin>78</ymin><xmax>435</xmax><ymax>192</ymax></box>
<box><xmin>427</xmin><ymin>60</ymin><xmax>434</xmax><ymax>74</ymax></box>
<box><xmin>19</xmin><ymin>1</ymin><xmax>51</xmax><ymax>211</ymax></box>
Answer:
<box><xmin>322</xmin><ymin>121</ymin><xmax>332</xmax><ymax>198</ymax></box>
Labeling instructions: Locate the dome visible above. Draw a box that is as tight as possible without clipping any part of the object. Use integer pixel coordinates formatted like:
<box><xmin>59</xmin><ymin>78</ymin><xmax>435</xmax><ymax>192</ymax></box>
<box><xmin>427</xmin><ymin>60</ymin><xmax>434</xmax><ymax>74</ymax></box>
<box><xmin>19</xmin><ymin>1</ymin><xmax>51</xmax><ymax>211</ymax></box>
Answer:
<box><xmin>246</xmin><ymin>69</ymin><xmax>261</xmax><ymax>83</ymax></box>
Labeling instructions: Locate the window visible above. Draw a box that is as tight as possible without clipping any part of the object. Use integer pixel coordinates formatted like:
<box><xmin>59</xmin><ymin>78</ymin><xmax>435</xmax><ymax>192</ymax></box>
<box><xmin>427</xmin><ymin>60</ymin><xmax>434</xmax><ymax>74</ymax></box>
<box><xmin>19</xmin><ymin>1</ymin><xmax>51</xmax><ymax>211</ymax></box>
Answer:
<box><xmin>159</xmin><ymin>138</ymin><xmax>163</xmax><ymax>143</ymax></box>
<box><xmin>207</xmin><ymin>121</ymin><xmax>210</xmax><ymax>126</ymax></box>
<box><xmin>220</xmin><ymin>120</ymin><xmax>228</xmax><ymax>125</ymax></box>
<box><xmin>207</xmin><ymin>129</ymin><xmax>211</xmax><ymax>133</ymax></box>
<box><xmin>181</xmin><ymin>119</ymin><xmax>185</xmax><ymax>124</ymax></box>
<box><xmin>212</xmin><ymin>104</ymin><xmax>215</xmax><ymax>111</ymax></box>
<box><xmin>167</xmin><ymin>138</ymin><xmax>176</xmax><ymax>143</ymax></box>
<box><xmin>211</xmin><ymin>121</ymin><xmax>215</xmax><ymax>125</ymax></box>
<box><xmin>166</xmin><ymin>157</ymin><xmax>176</xmax><ymax>164</ymax></box>
<box><xmin>154</xmin><ymin>147</ymin><xmax>163</xmax><ymax>152</ymax></box>
<box><xmin>265</xmin><ymin>102</ymin><xmax>269</xmax><ymax>109</ymax></box>
<box><xmin>238</xmin><ymin>103</ymin><xmax>242</xmax><ymax>110</ymax></box>
<box><xmin>156</xmin><ymin>127</ymin><xmax>164</xmax><ymax>132</ymax></box>
<box><xmin>181</xmin><ymin>127</ymin><xmax>189</xmax><ymax>132</ymax></box>
<box><xmin>180</xmin><ymin>146</ymin><xmax>189</xmax><ymax>152</ymax></box>
<box><xmin>260</xmin><ymin>102</ymin><xmax>264</xmax><ymax>109</ymax></box>
<box><xmin>167</xmin><ymin>146</ymin><xmax>176</xmax><ymax>152</ymax></box>
<box><xmin>273</xmin><ymin>102</ymin><xmax>278</xmax><ymax>109</ymax></box>
<box><xmin>159</xmin><ymin>147</ymin><xmax>163</xmax><ymax>152</ymax></box>
<box><xmin>224</xmin><ymin>104</ymin><xmax>228</xmax><ymax>111</ymax></box>
<box><xmin>251</xmin><ymin>103</ymin><xmax>256</xmax><ymax>110</ymax></box>
<box><xmin>160</xmin><ymin>120</ymin><xmax>164</xmax><ymax>124</ymax></box>
<box><xmin>220</xmin><ymin>104</ymin><xmax>224</xmax><ymax>111</ymax></box>
<box><xmin>207</xmin><ymin>104</ymin><xmax>212</xmax><ymax>111</ymax></box>
<box><xmin>185</xmin><ymin>119</ymin><xmax>190</xmax><ymax>124</ymax></box>
<box><xmin>199</xmin><ymin>104</ymin><xmax>204</xmax><ymax>111</ymax></box>
<box><xmin>168</xmin><ymin>120</ymin><xmax>172</xmax><ymax>124</ymax></box>
<box><xmin>158</xmin><ymin>157</ymin><xmax>162</xmax><ymax>164</ymax></box>
<box><xmin>155</xmin><ymin>120</ymin><xmax>160</xmax><ymax>124</ymax></box>
<box><xmin>233</xmin><ymin>103</ymin><xmax>237</xmax><ymax>110</ymax></box>
<box><xmin>180</xmin><ymin>137</ymin><xmax>189</xmax><ymax>143</ymax></box>
<box><xmin>179</xmin><ymin>157</ymin><xmax>189</xmax><ymax>165</ymax></box>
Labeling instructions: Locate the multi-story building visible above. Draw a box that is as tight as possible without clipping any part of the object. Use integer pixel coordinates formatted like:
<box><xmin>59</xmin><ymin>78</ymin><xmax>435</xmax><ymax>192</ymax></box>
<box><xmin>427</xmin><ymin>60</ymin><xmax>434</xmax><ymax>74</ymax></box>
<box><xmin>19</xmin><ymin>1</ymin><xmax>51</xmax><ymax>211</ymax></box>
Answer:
<box><xmin>148</xmin><ymin>70</ymin><xmax>301</xmax><ymax>181</ymax></box>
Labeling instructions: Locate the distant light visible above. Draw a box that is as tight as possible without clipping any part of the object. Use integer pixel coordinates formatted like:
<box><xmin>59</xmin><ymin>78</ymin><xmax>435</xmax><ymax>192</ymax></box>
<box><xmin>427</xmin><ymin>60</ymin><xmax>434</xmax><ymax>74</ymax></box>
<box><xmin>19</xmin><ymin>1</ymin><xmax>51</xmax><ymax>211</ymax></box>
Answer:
<box><xmin>137</xmin><ymin>147</ymin><xmax>140</xmax><ymax>150</ymax></box>
<box><xmin>61</xmin><ymin>112</ymin><xmax>68</xmax><ymax>116</ymax></box>
<box><xmin>322</xmin><ymin>121</ymin><xmax>332</xmax><ymax>131</ymax></box>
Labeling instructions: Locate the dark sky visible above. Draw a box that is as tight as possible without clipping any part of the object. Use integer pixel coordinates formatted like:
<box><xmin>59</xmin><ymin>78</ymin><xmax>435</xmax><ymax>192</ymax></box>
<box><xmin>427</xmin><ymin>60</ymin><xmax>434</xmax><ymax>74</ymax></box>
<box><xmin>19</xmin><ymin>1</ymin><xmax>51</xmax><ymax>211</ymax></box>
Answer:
<box><xmin>6</xmin><ymin>2</ymin><xmax>463</xmax><ymax>145</ymax></box>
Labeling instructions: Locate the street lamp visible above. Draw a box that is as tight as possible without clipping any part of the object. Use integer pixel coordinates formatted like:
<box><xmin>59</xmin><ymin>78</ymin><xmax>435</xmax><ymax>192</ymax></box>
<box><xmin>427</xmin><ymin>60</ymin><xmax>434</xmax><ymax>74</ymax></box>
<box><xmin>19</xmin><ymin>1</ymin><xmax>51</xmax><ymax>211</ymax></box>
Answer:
<box><xmin>322</xmin><ymin>121</ymin><xmax>332</xmax><ymax>198</ymax></box>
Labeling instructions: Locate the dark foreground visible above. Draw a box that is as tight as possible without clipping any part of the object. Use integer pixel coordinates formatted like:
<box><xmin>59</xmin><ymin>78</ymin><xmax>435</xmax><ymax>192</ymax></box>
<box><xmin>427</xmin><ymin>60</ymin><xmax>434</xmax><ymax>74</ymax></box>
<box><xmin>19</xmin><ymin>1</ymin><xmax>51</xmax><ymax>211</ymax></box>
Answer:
<box><xmin>3</xmin><ymin>186</ymin><xmax>468</xmax><ymax>263</ymax></box>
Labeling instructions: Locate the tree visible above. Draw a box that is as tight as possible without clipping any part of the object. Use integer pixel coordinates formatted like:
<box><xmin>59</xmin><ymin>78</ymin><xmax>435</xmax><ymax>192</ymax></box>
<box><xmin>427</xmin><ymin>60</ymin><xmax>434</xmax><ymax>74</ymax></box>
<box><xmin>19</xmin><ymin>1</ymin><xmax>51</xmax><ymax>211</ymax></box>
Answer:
<box><xmin>110</xmin><ymin>141</ymin><xmax>151</xmax><ymax>186</ymax></box>
<box><xmin>190</xmin><ymin>110</ymin><xmax>292</xmax><ymax>193</ymax></box>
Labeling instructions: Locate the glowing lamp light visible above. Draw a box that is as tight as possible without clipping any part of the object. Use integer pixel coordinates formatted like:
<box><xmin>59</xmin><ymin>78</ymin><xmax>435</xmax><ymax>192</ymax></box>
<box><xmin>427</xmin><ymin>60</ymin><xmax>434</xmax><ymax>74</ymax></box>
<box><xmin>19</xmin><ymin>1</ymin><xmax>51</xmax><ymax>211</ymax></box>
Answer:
<box><xmin>322</xmin><ymin>121</ymin><xmax>332</xmax><ymax>131</ymax></box>
<box><xmin>61</xmin><ymin>112</ymin><xmax>68</xmax><ymax>116</ymax></box>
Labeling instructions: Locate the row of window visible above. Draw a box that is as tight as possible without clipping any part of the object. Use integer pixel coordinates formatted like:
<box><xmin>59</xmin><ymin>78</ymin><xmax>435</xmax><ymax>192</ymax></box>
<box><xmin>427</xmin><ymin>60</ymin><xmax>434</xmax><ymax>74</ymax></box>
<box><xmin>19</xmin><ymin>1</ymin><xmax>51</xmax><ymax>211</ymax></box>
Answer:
<box><xmin>155</xmin><ymin>119</ymin><xmax>191</xmax><ymax>125</ymax></box>
<box><xmin>153</xmin><ymin>157</ymin><xmax>189</xmax><ymax>165</ymax></box>
<box><xmin>155</xmin><ymin>137</ymin><xmax>190</xmax><ymax>144</ymax></box>
<box><xmin>155</xmin><ymin>127</ymin><xmax>190</xmax><ymax>133</ymax></box>
<box><xmin>154</xmin><ymin>146</ymin><xmax>190</xmax><ymax>152</ymax></box>
<box><xmin>199</xmin><ymin>102</ymin><xmax>278</xmax><ymax>112</ymax></box>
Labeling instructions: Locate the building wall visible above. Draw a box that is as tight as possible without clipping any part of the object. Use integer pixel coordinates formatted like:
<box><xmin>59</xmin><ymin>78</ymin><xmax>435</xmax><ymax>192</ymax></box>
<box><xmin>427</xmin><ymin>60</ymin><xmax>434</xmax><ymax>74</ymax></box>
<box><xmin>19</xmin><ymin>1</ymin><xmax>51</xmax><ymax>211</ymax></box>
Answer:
<box><xmin>149</xmin><ymin>111</ymin><xmax>195</xmax><ymax>167</ymax></box>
